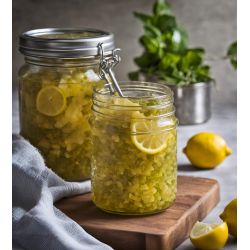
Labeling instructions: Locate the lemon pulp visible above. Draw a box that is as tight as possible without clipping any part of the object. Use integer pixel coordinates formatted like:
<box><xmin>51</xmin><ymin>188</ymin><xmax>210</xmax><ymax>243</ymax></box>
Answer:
<box><xmin>36</xmin><ymin>85</ymin><xmax>66</xmax><ymax>116</ymax></box>
<box><xmin>190</xmin><ymin>221</ymin><xmax>228</xmax><ymax>250</ymax></box>
<box><xmin>131</xmin><ymin>120</ymin><xmax>173</xmax><ymax>154</ymax></box>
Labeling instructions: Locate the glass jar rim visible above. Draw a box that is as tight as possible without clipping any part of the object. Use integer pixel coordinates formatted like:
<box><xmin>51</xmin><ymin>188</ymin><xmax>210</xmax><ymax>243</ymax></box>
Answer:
<box><xmin>93</xmin><ymin>81</ymin><xmax>173</xmax><ymax>103</ymax></box>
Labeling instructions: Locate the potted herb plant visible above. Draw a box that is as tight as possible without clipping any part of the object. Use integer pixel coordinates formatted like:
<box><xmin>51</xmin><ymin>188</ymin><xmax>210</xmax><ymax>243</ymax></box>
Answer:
<box><xmin>129</xmin><ymin>0</ymin><xmax>236</xmax><ymax>125</ymax></box>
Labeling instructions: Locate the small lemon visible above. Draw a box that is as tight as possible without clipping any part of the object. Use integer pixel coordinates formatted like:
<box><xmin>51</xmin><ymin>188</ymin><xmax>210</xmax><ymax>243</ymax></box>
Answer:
<box><xmin>190</xmin><ymin>221</ymin><xmax>228</xmax><ymax>250</ymax></box>
<box><xmin>220</xmin><ymin>198</ymin><xmax>237</xmax><ymax>237</ymax></box>
<box><xmin>183</xmin><ymin>132</ymin><xmax>232</xmax><ymax>168</ymax></box>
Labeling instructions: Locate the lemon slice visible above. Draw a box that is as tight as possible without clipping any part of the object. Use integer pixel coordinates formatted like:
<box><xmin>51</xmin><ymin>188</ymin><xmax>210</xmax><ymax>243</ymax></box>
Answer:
<box><xmin>36</xmin><ymin>85</ymin><xmax>66</xmax><ymax>116</ymax></box>
<box><xmin>131</xmin><ymin>120</ymin><xmax>173</xmax><ymax>154</ymax></box>
<box><xmin>190</xmin><ymin>221</ymin><xmax>228</xmax><ymax>250</ymax></box>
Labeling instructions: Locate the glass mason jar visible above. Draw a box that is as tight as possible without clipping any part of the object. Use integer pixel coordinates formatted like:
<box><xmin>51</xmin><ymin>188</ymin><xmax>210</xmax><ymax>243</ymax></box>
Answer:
<box><xmin>89</xmin><ymin>82</ymin><xmax>178</xmax><ymax>215</ymax></box>
<box><xmin>18</xmin><ymin>28</ymin><xmax>115</xmax><ymax>181</ymax></box>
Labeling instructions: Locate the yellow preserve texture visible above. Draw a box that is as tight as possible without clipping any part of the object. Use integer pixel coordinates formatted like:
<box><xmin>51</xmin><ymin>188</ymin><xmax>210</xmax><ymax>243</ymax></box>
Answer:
<box><xmin>19</xmin><ymin>66</ymin><xmax>105</xmax><ymax>180</ymax></box>
<box><xmin>90</xmin><ymin>96</ymin><xmax>177</xmax><ymax>214</ymax></box>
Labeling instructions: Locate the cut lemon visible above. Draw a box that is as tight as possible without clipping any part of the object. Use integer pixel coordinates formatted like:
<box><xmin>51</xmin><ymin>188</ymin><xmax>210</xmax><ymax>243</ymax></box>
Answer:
<box><xmin>190</xmin><ymin>221</ymin><xmax>228</xmax><ymax>250</ymax></box>
<box><xmin>36</xmin><ymin>85</ymin><xmax>66</xmax><ymax>116</ymax></box>
<box><xmin>131</xmin><ymin>120</ymin><xmax>173</xmax><ymax>154</ymax></box>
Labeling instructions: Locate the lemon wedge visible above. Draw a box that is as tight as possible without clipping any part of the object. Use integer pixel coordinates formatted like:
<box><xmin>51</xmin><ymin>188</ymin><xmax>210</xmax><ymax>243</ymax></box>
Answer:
<box><xmin>190</xmin><ymin>221</ymin><xmax>228</xmax><ymax>250</ymax></box>
<box><xmin>36</xmin><ymin>85</ymin><xmax>66</xmax><ymax>116</ymax></box>
<box><xmin>131</xmin><ymin>120</ymin><xmax>173</xmax><ymax>154</ymax></box>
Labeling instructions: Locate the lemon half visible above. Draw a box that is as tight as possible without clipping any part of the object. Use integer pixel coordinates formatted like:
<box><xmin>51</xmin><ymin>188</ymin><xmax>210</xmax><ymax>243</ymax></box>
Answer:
<box><xmin>190</xmin><ymin>221</ymin><xmax>228</xmax><ymax>250</ymax></box>
<box><xmin>131</xmin><ymin>120</ymin><xmax>173</xmax><ymax>154</ymax></box>
<box><xmin>36</xmin><ymin>85</ymin><xmax>66</xmax><ymax>116</ymax></box>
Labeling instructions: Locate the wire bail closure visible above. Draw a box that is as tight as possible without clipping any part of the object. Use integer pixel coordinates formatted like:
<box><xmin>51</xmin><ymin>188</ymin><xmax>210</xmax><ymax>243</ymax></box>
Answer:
<box><xmin>98</xmin><ymin>43</ymin><xmax>124</xmax><ymax>97</ymax></box>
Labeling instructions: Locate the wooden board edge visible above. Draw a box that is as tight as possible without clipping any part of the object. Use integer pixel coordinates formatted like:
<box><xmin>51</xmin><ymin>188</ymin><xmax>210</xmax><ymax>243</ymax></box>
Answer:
<box><xmin>145</xmin><ymin>180</ymin><xmax>220</xmax><ymax>250</ymax></box>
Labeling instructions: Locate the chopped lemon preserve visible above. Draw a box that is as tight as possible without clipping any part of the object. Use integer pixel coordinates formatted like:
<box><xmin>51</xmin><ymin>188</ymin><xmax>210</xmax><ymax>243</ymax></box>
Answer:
<box><xmin>89</xmin><ymin>82</ymin><xmax>178</xmax><ymax>215</ymax></box>
<box><xmin>19</xmin><ymin>62</ymin><xmax>106</xmax><ymax>180</ymax></box>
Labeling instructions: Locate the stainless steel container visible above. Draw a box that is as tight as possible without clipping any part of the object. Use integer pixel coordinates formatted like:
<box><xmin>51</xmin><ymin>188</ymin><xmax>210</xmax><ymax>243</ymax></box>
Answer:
<box><xmin>139</xmin><ymin>74</ymin><xmax>212</xmax><ymax>125</ymax></box>
<box><xmin>166</xmin><ymin>82</ymin><xmax>212</xmax><ymax>125</ymax></box>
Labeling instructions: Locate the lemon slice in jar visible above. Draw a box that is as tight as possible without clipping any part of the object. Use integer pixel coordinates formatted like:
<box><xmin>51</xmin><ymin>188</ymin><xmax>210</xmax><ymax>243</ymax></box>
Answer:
<box><xmin>131</xmin><ymin>120</ymin><xmax>173</xmax><ymax>154</ymax></box>
<box><xmin>36</xmin><ymin>86</ymin><xmax>66</xmax><ymax>116</ymax></box>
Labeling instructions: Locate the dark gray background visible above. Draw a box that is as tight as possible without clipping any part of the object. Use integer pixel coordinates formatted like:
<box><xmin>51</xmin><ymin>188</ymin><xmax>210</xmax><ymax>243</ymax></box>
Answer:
<box><xmin>13</xmin><ymin>0</ymin><xmax>237</xmax><ymax>103</ymax></box>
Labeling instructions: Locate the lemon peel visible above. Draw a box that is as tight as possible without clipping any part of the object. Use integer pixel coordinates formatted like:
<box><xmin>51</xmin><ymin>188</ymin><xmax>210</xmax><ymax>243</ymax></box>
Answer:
<box><xmin>220</xmin><ymin>198</ymin><xmax>237</xmax><ymax>237</ymax></box>
<box><xmin>183</xmin><ymin>132</ymin><xmax>232</xmax><ymax>168</ymax></box>
<box><xmin>190</xmin><ymin>221</ymin><xmax>228</xmax><ymax>250</ymax></box>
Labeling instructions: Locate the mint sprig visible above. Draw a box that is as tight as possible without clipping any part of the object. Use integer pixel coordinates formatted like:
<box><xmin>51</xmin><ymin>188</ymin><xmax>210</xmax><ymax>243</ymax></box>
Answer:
<box><xmin>226</xmin><ymin>42</ymin><xmax>237</xmax><ymax>70</ymax></box>
<box><xmin>129</xmin><ymin>0</ymin><xmax>214</xmax><ymax>86</ymax></box>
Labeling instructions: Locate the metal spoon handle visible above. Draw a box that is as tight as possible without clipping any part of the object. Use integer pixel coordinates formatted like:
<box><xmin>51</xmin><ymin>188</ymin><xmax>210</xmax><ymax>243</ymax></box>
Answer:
<box><xmin>108</xmin><ymin>68</ymin><xmax>123</xmax><ymax>97</ymax></box>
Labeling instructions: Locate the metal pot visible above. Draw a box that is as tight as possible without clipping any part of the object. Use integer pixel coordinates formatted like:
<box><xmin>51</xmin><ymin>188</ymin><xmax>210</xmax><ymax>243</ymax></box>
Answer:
<box><xmin>166</xmin><ymin>82</ymin><xmax>212</xmax><ymax>125</ymax></box>
<box><xmin>139</xmin><ymin>74</ymin><xmax>212</xmax><ymax>125</ymax></box>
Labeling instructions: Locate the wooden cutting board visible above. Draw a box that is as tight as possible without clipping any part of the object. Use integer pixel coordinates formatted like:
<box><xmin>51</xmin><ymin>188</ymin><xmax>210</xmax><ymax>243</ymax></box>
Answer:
<box><xmin>55</xmin><ymin>176</ymin><xmax>219</xmax><ymax>250</ymax></box>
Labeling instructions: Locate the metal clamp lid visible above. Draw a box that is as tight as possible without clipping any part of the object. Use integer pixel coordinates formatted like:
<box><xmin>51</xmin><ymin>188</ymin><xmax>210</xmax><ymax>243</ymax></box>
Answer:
<box><xmin>98</xmin><ymin>43</ymin><xmax>123</xmax><ymax>97</ymax></box>
<box><xmin>18</xmin><ymin>28</ymin><xmax>115</xmax><ymax>58</ymax></box>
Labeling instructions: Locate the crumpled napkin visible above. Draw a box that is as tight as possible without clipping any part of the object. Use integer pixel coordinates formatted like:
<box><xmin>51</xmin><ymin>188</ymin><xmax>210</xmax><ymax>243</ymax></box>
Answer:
<box><xmin>12</xmin><ymin>134</ymin><xmax>113</xmax><ymax>250</ymax></box>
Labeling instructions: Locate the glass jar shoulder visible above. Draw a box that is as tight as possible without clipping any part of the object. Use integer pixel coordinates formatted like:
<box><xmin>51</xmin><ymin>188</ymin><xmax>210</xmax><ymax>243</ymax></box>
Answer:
<box><xmin>18</xmin><ymin>62</ymin><xmax>101</xmax><ymax>86</ymax></box>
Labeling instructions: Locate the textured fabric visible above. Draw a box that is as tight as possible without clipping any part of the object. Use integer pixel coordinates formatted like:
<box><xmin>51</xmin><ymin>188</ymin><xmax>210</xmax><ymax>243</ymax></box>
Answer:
<box><xmin>12</xmin><ymin>134</ymin><xmax>113</xmax><ymax>250</ymax></box>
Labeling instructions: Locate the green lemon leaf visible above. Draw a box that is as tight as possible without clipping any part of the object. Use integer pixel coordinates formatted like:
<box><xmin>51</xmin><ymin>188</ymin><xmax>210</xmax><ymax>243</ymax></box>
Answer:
<box><xmin>128</xmin><ymin>71</ymin><xmax>139</xmax><ymax>81</ymax></box>
<box><xmin>153</xmin><ymin>0</ymin><xmax>173</xmax><ymax>16</ymax></box>
<box><xmin>134</xmin><ymin>12</ymin><xmax>153</xmax><ymax>26</ymax></box>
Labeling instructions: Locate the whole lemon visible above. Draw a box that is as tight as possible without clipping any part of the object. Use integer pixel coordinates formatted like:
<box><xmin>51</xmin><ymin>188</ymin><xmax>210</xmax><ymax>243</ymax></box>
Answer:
<box><xmin>183</xmin><ymin>132</ymin><xmax>232</xmax><ymax>168</ymax></box>
<box><xmin>220</xmin><ymin>198</ymin><xmax>237</xmax><ymax>237</ymax></box>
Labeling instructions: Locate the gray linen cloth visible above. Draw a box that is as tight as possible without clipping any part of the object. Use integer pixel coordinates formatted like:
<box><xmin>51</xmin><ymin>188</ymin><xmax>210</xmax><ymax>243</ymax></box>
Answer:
<box><xmin>12</xmin><ymin>134</ymin><xmax>113</xmax><ymax>250</ymax></box>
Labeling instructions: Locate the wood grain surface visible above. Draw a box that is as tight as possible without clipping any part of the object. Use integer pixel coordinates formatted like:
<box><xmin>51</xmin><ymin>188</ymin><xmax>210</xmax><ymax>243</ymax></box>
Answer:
<box><xmin>55</xmin><ymin>176</ymin><xmax>220</xmax><ymax>250</ymax></box>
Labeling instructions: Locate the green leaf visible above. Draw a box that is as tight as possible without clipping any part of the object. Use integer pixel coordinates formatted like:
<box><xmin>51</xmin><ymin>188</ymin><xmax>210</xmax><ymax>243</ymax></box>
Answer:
<box><xmin>134</xmin><ymin>52</ymin><xmax>159</xmax><ymax>68</ymax></box>
<box><xmin>227</xmin><ymin>42</ymin><xmax>237</xmax><ymax>56</ymax></box>
<box><xmin>134</xmin><ymin>12</ymin><xmax>153</xmax><ymax>26</ymax></box>
<box><xmin>153</xmin><ymin>0</ymin><xmax>173</xmax><ymax>16</ymax></box>
<box><xmin>188</xmin><ymin>48</ymin><xmax>205</xmax><ymax>56</ymax></box>
<box><xmin>144</xmin><ymin>23</ymin><xmax>162</xmax><ymax>39</ymax></box>
<box><xmin>154</xmin><ymin>15</ymin><xmax>176</xmax><ymax>33</ymax></box>
<box><xmin>171</xmin><ymin>25</ymin><xmax>189</xmax><ymax>51</ymax></box>
<box><xmin>162</xmin><ymin>75</ymin><xmax>178</xmax><ymax>83</ymax></box>
<box><xmin>231</xmin><ymin>59</ymin><xmax>237</xmax><ymax>70</ymax></box>
<box><xmin>176</xmin><ymin>80</ymin><xmax>188</xmax><ymax>86</ymax></box>
<box><xmin>128</xmin><ymin>71</ymin><xmax>139</xmax><ymax>81</ymax></box>
<box><xmin>141</xmin><ymin>35</ymin><xmax>159</xmax><ymax>54</ymax></box>
<box><xmin>197</xmin><ymin>65</ymin><xmax>210</xmax><ymax>75</ymax></box>
<box><xmin>172</xmin><ymin>68</ymin><xmax>185</xmax><ymax>80</ymax></box>
<box><xmin>159</xmin><ymin>52</ymin><xmax>181</xmax><ymax>70</ymax></box>
<box><xmin>227</xmin><ymin>42</ymin><xmax>237</xmax><ymax>70</ymax></box>
<box><xmin>180</xmin><ymin>50</ymin><xmax>203</xmax><ymax>69</ymax></box>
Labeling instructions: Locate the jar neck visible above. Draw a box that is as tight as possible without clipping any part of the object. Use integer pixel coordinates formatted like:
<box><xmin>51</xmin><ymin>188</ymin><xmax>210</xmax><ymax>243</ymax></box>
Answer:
<box><xmin>24</xmin><ymin>54</ymin><xmax>111</xmax><ymax>68</ymax></box>
<box><xmin>91</xmin><ymin>82</ymin><xmax>175</xmax><ymax>119</ymax></box>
